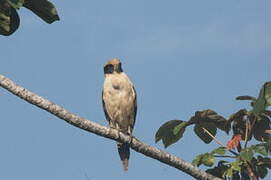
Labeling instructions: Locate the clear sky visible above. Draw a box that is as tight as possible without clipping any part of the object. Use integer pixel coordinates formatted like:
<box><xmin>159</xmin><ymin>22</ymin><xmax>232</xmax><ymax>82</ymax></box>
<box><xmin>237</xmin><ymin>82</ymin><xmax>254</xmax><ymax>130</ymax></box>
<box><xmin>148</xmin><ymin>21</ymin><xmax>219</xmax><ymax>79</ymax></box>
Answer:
<box><xmin>1</xmin><ymin>0</ymin><xmax>271</xmax><ymax>179</ymax></box>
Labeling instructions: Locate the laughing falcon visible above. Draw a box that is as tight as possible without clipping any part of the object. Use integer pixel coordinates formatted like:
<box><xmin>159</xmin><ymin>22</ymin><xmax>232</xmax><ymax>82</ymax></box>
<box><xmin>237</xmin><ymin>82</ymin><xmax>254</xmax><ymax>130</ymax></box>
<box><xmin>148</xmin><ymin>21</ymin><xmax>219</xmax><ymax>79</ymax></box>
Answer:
<box><xmin>102</xmin><ymin>59</ymin><xmax>137</xmax><ymax>171</ymax></box>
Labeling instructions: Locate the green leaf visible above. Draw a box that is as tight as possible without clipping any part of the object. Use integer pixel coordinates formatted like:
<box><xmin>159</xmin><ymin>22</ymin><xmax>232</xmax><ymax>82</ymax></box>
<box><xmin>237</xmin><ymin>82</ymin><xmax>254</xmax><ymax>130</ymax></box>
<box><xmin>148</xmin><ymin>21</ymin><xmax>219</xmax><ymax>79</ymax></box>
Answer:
<box><xmin>253</xmin><ymin>145</ymin><xmax>268</xmax><ymax>156</ymax></box>
<box><xmin>194</xmin><ymin>122</ymin><xmax>217</xmax><ymax>144</ymax></box>
<box><xmin>155</xmin><ymin>120</ymin><xmax>186</xmax><ymax>148</ymax></box>
<box><xmin>252</xmin><ymin>81</ymin><xmax>271</xmax><ymax>114</ymax></box>
<box><xmin>173</xmin><ymin>121</ymin><xmax>188</xmax><ymax>135</ymax></box>
<box><xmin>192</xmin><ymin>153</ymin><xmax>215</xmax><ymax>167</ymax></box>
<box><xmin>240</xmin><ymin>148</ymin><xmax>254</xmax><ymax>161</ymax></box>
<box><xmin>231</xmin><ymin>161</ymin><xmax>241</xmax><ymax>172</ymax></box>
<box><xmin>229</xmin><ymin>109</ymin><xmax>250</xmax><ymax>140</ymax></box>
<box><xmin>229</xmin><ymin>109</ymin><xmax>248</xmax><ymax>123</ymax></box>
<box><xmin>253</xmin><ymin>116</ymin><xmax>270</xmax><ymax>142</ymax></box>
<box><xmin>265</xmin><ymin>82</ymin><xmax>271</xmax><ymax>106</ymax></box>
<box><xmin>206</xmin><ymin>161</ymin><xmax>229</xmax><ymax>179</ymax></box>
<box><xmin>253</xmin><ymin>87</ymin><xmax>266</xmax><ymax>114</ymax></box>
<box><xmin>202</xmin><ymin>153</ymin><xmax>215</xmax><ymax>167</ymax></box>
<box><xmin>256</xmin><ymin>165</ymin><xmax>268</xmax><ymax>179</ymax></box>
<box><xmin>255</xmin><ymin>146</ymin><xmax>268</xmax><ymax>156</ymax></box>
<box><xmin>223</xmin><ymin>161</ymin><xmax>242</xmax><ymax>179</ymax></box>
<box><xmin>0</xmin><ymin>1</ymin><xmax>20</xmax><ymax>36</ymax></box>
<box><xmin>259</xmin><ymin>156</ymin><xmax>271</xmax><ymax>169</ymax></box>
<box><xmin>224</xmin><ymin>168</ymin><xmax>233</xmax><ymax>178</ymax></box>
<box><xmin>192</xmin><ymin>154</ymin><xmax>203</xmax><ymax>167</ymax></box>
<box><xmin>6</xmin><ymin>0</ymin><xmax>24</xmax><ymax>9</ymax></box>
<box><xmin>263</xmin><ymin>110</ymin><xmax>271</xmax><ymax>117</ymax></box>
<box><xmin>211</xmin><ymin>147</ymin><xmax>226</xmax><ymax>155</ymax></box>
<box><xmin>263</xmin><ymin>139</ymin><xmax>271</xmax><ymax>154</ymax></box>
<box><xmin>23</xmin><ymin>0</ymin><xmax>59</xmax><ymax>24</ymax></box>
<box><xmin>192</xmin><ymin>109</ymin><xmax>230</xmax><ymax>134</ymax></box>
<box><xmin>211</xmin><ymin>115</ymin><xmax>231</xmax><ymax>134</ymax></box>
<box><xmin>236</xmin><ymin>95</ymin><xmax>256</xmax><ymax>101</ymax></box>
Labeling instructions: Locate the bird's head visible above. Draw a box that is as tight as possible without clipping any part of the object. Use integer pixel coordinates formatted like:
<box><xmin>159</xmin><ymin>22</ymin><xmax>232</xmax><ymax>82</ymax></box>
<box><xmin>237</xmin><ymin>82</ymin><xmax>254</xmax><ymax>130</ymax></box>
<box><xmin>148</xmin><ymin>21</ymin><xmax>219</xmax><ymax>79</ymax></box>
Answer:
<box><xmin>104</xmin><ymin>58</ymin><xmax>123</xmax><ymax>74</ymax></box>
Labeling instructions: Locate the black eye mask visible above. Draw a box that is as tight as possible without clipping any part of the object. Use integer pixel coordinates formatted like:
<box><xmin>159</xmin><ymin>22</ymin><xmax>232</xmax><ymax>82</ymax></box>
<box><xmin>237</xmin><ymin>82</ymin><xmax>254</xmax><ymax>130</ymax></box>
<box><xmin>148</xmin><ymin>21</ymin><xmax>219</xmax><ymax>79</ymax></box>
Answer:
<box><xmin>104</xmin><ymin>64</ymin><xmax>114</xmax><ymax>74</ymax></box>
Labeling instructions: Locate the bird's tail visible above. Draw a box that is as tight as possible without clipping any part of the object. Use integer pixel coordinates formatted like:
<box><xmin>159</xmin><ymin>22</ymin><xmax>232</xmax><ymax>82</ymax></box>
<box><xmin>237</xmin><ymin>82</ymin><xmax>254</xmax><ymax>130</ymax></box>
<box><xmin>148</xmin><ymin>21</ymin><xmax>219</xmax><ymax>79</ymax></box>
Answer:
<box><xmin>117</xmin><ymin>142</ymin><xmax>130</xmax><ymax>171</ymax></box>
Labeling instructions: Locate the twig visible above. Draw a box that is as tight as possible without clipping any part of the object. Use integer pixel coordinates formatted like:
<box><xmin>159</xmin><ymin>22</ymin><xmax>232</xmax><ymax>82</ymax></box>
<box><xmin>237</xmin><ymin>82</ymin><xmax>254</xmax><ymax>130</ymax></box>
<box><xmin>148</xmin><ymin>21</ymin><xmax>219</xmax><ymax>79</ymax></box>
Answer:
<box><xmin>202</xmin><ymin>127</ymin><xmax>227</xmax><ymax>148</ymax></box>
<box><xmin>244</xmin><ymin>115</ymin><xmax>249</xmax><ymax>148</ymax></box>
<box><xmin>202</xmin><ymin>127</ymin><xmax>239</xmax><ymax>156</ymax></box>
<box><xmin>244</xmin><ymin>115</ymin><xmax>259</xmax><ymax>180</ymax></box>
<box><xmin>213</xmin><ymin>155</ymin><xmax>235</xmax><ymax>158</ymax></box>
<box><xmin>245</xmin><ymin>162</ymin><xmax>259</xmax><ymax>180</ymax></box>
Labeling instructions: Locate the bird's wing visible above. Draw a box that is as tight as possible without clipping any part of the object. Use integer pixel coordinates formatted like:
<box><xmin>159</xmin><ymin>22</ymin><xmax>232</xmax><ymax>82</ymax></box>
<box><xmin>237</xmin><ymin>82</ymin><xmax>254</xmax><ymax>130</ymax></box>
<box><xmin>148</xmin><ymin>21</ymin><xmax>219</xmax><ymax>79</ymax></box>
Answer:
<box><xmin>102</xmin><ymin>89</ymin><xmax>111</xmax><ymax>123</ymax></box>
<box><xmin>131</xmin><ymin>85</ymin><xmax>137</xmax><ymax>129</ymax></box>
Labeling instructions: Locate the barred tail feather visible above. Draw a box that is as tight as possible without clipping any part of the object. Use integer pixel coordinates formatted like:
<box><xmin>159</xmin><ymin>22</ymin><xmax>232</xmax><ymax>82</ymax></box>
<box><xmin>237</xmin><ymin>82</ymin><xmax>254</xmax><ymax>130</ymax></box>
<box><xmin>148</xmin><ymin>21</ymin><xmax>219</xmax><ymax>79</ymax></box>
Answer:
<box><xmin>117</xmin><ymin>142</ymin><xmax>130</xmax><ymax>171</ymax></box>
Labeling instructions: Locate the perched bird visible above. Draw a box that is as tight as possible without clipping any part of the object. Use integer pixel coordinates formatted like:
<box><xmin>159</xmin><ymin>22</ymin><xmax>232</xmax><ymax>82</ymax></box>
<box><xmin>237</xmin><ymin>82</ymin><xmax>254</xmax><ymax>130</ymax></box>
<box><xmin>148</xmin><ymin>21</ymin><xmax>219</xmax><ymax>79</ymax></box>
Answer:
<box><xmin>102</xmin><ymin>59</ymin><xmax>137</xmax><ymax>171</ymax></box>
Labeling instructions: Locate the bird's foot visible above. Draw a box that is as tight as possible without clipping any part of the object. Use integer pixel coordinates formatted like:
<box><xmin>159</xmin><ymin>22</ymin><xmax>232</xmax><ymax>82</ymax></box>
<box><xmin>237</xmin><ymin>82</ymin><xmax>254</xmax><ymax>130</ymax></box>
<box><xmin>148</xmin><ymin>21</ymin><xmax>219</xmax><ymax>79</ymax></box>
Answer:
<box><xmin>128</xmin><ymin>134</ymin><xmax>135</xmax><ymax>145</ymax></box>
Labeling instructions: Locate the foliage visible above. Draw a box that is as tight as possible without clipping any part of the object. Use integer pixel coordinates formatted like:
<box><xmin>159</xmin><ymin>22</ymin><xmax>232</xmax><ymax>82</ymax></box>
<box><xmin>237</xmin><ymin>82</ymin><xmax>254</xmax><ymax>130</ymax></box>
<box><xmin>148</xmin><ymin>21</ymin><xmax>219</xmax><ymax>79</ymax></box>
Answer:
<box><xmin>0</xmin><ymin>0</ymin><xmax>59</xmax><ymax>36</ymax></box>
<box><xmin>155</xmin><ymin>120</ymin><xmax>186</xmax><ymax>148</ymax></box>
<box><xmin>155</xmin><ymin>81</ymin><xmax>271</xmax><ymax>179</ymax></box>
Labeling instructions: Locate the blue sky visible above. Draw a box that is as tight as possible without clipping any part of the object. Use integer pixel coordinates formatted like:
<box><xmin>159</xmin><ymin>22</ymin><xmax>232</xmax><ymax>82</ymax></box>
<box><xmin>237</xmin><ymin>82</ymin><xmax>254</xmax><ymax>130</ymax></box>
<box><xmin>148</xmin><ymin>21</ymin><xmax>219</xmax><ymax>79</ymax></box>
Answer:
<box><xmin>1</xmin><ymin>0</ymin><xmax>271</xmax><ymax>179</ymax></box>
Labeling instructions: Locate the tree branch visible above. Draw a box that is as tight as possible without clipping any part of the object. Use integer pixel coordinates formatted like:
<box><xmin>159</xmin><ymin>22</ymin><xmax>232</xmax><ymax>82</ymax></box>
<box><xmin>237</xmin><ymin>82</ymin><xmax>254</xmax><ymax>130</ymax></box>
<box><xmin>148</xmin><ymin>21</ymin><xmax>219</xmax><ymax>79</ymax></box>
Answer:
<box><xmin>0</xmin><ymin>74</ymin><xmax>222</xmax><ymax>180</ymax></box>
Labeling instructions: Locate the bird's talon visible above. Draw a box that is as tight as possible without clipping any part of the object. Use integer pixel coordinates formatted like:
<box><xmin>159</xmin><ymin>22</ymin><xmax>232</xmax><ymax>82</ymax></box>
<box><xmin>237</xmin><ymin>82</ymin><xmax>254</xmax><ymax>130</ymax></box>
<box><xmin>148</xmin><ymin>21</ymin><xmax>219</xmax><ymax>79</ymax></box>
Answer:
<box><xmin>129</xmin><ymin>135</ymin><xmax>134</xmax><ymax>145</ymax></box>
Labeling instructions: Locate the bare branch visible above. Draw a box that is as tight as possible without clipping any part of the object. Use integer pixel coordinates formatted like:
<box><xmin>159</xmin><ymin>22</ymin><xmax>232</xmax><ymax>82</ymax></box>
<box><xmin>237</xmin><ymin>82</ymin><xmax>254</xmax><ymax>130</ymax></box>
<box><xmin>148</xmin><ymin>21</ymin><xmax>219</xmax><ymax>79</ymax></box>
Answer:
<box><xmin>244</xmin><ymin>115</ymin><xmax>250</xmax><ymax>148</ymax></box>
<box><xmin>202</xmin><ymin>126</ymin><xmax>239</xmax><ymax>156</ymax></box>
<box><xmin>202</xmin><ymin>127</ymin><xmax>227</xmax><ymax>148</ymax></box>
<box><xmin>0</xmin><ymin>74</ymin><xmax>222</xmax><ymax>180</ymax></box>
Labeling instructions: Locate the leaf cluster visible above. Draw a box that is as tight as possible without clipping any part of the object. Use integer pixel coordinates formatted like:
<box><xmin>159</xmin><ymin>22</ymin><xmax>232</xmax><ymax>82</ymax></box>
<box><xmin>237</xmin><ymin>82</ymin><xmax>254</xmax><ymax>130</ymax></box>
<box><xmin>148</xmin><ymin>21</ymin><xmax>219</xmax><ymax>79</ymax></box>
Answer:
<box><xmin>0</xmin><ymin>0</ymin><xmax>59</xmax><ymax>36</ymax></box>
<box><xmin>155</xmin><ymin>109</ymin><xmax>229</xmax><ymax>148</ymax></box>
<box><xmin>155</xmin><ymin>81</ymin><xmax>271</xmax><ymax>179</ymax></box>
<box><xmin>203</xmin><ymin>141</ymin><xmax>271</xmax><ymax>179</ymax></box>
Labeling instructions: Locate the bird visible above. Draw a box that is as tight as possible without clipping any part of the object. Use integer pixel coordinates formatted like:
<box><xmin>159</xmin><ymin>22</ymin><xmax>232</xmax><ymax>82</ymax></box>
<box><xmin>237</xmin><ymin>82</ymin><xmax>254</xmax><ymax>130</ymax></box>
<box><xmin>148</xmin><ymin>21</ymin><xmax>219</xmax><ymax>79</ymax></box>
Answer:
<box><xmin>102</xmin><ymin>58</ymin><xmax>137</xmax><ymax>171</ymax></box>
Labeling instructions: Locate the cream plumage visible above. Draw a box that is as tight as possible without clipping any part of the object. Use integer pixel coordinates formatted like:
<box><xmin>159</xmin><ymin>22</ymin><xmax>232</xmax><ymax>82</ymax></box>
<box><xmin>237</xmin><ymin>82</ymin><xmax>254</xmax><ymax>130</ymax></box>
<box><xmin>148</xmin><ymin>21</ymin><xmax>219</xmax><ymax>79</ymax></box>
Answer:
<box><xmin>102</xmin><ymin>59</ymin><xmax>137</xmax><ymax>171</ymax></box>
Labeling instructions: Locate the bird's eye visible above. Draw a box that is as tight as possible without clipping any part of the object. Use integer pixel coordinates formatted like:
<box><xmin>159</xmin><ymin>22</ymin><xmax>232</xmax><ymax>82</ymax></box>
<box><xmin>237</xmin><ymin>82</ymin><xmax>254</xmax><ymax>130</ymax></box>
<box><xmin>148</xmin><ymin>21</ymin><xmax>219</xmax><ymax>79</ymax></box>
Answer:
<box><xmin>104</xmin><ymin>64</ymin><xmax>114</xmax><ymax>74</ymax></box>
